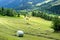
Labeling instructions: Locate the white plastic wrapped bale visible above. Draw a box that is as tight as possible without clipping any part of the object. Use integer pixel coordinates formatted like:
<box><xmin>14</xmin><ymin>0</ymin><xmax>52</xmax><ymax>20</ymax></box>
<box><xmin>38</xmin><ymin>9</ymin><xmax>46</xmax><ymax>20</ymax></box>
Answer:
<box><xmin>16</xmin><ymin>30</ymin><xmax>24</xmax><ymax>37</ymax></box>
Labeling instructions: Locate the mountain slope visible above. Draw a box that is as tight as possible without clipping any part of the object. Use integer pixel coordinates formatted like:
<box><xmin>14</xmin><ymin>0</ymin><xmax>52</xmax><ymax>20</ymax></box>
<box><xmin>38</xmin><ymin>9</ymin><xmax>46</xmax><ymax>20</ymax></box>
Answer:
<box><xmin>0</xmin><ymin>0</ymin><xmax>45</xmax><ymax>10</ymax></box>
<box><xmin>0</xmin><ymin>0</ymin><xmax>60</xmax><ymax>14</ymax></box>
<box><xmin>49</xmin><ymin>5</ymin><xmax>60</xmax><ymax>14</ymax></box>
<box><xmin>39</xmin><ymin>0</ymin><xmax>60</xmax><ymax>14</ymax></box>
<box><xmin>48</xmin><ymin>0</ymin><xmax>60</xmax><ymax>14</ymax></box>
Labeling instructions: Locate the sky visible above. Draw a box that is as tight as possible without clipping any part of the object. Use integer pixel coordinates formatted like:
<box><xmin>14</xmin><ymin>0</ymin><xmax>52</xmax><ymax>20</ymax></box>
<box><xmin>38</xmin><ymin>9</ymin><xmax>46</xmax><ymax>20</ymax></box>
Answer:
<box><xmin>0</xmin><ymin>0</ymin><xmax>53</xmax><ymax>7</ymax></box>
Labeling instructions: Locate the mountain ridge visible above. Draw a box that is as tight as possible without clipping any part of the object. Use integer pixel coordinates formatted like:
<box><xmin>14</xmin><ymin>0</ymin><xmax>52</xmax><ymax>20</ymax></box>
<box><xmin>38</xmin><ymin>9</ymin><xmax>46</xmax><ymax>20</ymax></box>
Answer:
<box><xmin>0</xmin><ymin>0</ymin><xmax>60</xmax><ymax>14</ymax></box>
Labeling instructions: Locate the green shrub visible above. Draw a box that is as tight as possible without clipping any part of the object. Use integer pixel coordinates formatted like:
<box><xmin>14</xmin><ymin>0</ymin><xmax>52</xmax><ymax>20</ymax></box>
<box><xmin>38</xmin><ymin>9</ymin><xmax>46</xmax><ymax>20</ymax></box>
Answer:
<box><xmin>0</xmin><ymin>8</ymin><xmax>17</xmax><ymax>17</ymax></box>
<box><xmin>52</xmin><ymin>16</ymin><xmax>60</xmax><ymax>32</ymax></box>
<box><xmin>6</xmin><ymin>9</ymin><xmax>16</xmax><ymax>17</ymax></box>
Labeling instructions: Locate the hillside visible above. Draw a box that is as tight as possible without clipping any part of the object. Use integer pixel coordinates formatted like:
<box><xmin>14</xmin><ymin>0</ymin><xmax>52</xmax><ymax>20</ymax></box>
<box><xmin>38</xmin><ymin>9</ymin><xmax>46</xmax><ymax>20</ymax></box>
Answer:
<box><xmin>0</xmin><ymin>0</ymin><xmax>45</xmax><ymax>10</ymax></box>
<box><xmin>0</xmin><ymin>0</ymin><xmax>60</xmax><ymax>40</ymax></box>
<box><xmin>39</xmin><ymin>0</ymin><xmax>60</xmax><ymax>14</ymax></box>
<box><xmin>0</xmin><ymin>16</ymin><xmax>60</xmax><ymax>40</ymax></box>
<box><xmin>49</xmin><ymin>5</ymin><xmax>60</xmax><ymax>14</ymax></box>
<box><xmin>0</xmin><ymin>0</ymin><xmax>60</xmax><ymax>14</ymax></box>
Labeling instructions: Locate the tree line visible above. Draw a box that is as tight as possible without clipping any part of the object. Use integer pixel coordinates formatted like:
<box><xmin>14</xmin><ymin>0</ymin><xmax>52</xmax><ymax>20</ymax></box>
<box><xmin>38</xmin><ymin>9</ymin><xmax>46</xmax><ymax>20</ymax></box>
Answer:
<box><xmin>32</xmin><ymin>10</ymin><xmax>60</xmax><ymax>32</ymax></box>
<box><xmin>0</xmin><ymin>7</ymin><xmax>18</xmax><ymax>17</ymax></box>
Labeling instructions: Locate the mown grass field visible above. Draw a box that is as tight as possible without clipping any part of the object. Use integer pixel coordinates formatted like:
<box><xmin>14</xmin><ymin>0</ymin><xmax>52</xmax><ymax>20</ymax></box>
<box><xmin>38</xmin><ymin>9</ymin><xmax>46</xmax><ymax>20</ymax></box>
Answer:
<box><xmin>0</xmin><ymin>16</ymin><xmax>60</xmax><ymax>40</ymax></box>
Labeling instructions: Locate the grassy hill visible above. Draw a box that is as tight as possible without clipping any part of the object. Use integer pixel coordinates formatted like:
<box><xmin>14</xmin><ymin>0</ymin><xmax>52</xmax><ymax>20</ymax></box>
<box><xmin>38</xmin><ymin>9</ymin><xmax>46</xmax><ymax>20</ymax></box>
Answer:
<box><xmin>0</xmin><ymin>16</ymin><xmax>60</xmax><ymax>40</ymax></box>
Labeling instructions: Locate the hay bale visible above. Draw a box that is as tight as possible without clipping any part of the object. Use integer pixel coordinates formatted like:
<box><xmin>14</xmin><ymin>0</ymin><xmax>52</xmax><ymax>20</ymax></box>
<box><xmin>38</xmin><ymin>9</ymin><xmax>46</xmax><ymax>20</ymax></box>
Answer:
<box><xmin>45</xmin><ymin>29</ymin><xmax>54</xmax><ymax>33</ymax></box>
<box><xmin>49</xmin><ymin>29</ymin><xmax>54</xmax><ymax>32</ymax></box>
<box><xmin>16</xmin><ymin>30</ymin><xmax>24</xmax><ymax>37</ymax></box>
<box><xmin>45</xmin><ymin>29</ymin><xmax>54</xmax><ymax>35</ymax></box>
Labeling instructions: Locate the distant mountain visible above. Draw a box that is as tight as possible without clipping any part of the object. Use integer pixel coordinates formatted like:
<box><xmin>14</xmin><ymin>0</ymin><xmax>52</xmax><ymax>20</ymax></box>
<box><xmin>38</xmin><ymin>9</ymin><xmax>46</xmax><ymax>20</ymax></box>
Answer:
<box><xmin>0</xmin><ymin>0</ymin><xmax>45</xmax><ymax>10</ymax></box>
<box><xmin>48</xmin><ymin>0</ymin><xmax>60</xmax><ymax>14</ymax></box>
<box><xmin>49</xmin><ymin>5</ymin><xmax>60</xmax><ymax>14</ymax></box>
<box><xmin>39</xmin><ymin>0</ymin><xmax>60</xmax><ymax>14</ymax></box>
<box><xmin>0</xmin><ymin>0</ymin><xmax>60</xmax><ymax>14</ymax></box>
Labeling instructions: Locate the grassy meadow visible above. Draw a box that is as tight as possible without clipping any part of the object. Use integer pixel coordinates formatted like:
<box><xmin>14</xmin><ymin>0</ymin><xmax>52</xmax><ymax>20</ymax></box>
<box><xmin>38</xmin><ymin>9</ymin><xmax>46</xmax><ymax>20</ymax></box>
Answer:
<box><xmin>0</xmin><ymin>16</ymin><xmax>60</xmax><ymax>40</ymax></box>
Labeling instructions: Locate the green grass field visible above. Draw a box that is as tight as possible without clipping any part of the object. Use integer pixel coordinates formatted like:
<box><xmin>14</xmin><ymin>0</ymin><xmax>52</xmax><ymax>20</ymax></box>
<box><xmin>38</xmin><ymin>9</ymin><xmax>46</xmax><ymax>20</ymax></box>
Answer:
<box><xmin>0</xmin><ymin>16</ymin><xmax>60</xmax><ymax>40</ymax></box>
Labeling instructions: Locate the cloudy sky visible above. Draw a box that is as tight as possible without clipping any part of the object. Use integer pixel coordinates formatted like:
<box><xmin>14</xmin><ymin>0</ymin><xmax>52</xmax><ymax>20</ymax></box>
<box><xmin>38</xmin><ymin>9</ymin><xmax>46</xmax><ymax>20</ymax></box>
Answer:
<box><xmin>36</xmin><ymin>0</ymin><xmax>53</xmax><ymax>6</ymax></box>
<box><xmin>0</xmin><ymin>0</ymin><xmax>53</xmax><ymax>7</ymax></box>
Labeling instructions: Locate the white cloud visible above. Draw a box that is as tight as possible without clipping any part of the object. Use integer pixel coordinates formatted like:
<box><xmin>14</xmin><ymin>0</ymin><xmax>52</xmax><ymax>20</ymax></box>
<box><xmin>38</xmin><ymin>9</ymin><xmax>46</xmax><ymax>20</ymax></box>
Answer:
<box><xmin>28</xmin><ymin>2</ymin><xmax>33</xmax><ymax>4</ymax></box>
<box><xmin>36</xmin><ymin>0</ymin><xmax>53</xmax><ymax>6</ymax></box>
<box><xmin>45</xmin><ymin>0</ymin><xmax>52</xmax><ymax>3</ymax></box>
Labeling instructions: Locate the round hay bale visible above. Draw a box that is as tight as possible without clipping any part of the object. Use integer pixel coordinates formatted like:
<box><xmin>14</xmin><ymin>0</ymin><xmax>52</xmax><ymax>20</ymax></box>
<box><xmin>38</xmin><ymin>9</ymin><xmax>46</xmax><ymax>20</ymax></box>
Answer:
<box><xmin>49</xmin><ymin>29</ymin><xmax>54</xmax><ymax>33</ymax></box>
<box><xmin>45</xmin><ymin>29</ymin><xmax>54</xmax><ymax>34</ymax></box>
<box><xmin>16</xmin><ymin>30</ymin><xmax>24</xmax><ymax>37</ymax></box>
